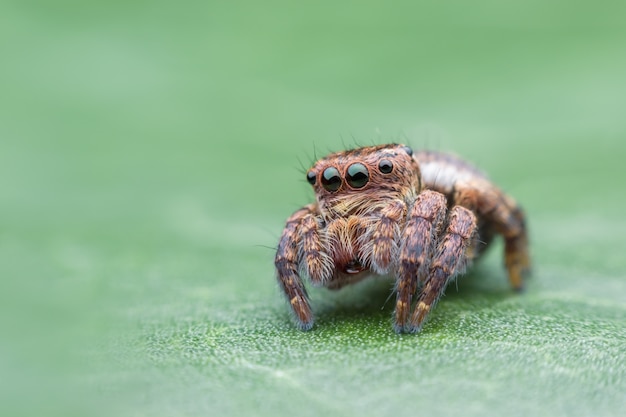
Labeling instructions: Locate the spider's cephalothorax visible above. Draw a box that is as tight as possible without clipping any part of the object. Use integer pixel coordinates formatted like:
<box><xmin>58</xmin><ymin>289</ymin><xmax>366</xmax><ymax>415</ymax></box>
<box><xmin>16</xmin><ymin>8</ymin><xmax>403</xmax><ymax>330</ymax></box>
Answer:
<box><xmin>275</xmin><ymin>144</ymin><xmax>530</xmax><ymax>333</ymax></box>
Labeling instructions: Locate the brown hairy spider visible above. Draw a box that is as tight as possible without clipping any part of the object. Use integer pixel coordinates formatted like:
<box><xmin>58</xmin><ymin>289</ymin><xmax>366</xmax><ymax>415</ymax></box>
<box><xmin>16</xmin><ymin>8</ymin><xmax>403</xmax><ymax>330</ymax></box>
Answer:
<box><xmin>274</xmin><ymin>144</ymin><xmax>530</xmax><ymax>333</ymax></box>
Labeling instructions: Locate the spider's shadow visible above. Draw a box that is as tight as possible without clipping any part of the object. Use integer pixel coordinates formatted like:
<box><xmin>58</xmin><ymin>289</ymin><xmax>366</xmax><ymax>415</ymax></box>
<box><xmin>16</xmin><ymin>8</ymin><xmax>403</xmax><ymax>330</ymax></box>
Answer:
<box><xmin>311</xmin><ymin>262</ymin><xmax>516</xmax><ymax>327</ymax></box>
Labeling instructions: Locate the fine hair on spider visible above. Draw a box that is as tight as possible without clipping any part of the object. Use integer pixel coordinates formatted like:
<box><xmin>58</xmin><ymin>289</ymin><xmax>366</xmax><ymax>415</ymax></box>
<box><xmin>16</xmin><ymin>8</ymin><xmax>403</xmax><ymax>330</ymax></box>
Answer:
<box><xmin>274</xmin><ymin>143</ymin><xmax>530</xmax><ymax>333</ymax></box>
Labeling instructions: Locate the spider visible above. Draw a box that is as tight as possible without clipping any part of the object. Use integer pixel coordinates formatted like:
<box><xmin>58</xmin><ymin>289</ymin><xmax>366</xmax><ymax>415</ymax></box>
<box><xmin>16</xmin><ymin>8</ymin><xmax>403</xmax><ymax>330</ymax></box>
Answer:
<box><xmin>274</xmin><ymin>144</ymin><xmax>530</xmax><ymax>333</ymax></box>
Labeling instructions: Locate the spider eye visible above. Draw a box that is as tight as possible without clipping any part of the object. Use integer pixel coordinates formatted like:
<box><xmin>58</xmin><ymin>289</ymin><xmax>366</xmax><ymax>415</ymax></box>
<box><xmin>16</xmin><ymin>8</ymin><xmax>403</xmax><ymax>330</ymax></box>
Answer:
<box><xmin>378</xmin><ymin>159</ymin><xmax>393</xmax><ymax>174</ymax></box>
<box><xmin>306</xmin><ymin>171</ymin><xmax>316</xmax><ymax>185</ymax></box>
<box><xmin>401</xmin><ymin>146</ymin><xmax>413</xmax><ymax>156</ymax></box>
<box><xmin>346</xmin><ymin>163</ymin><xmax>369</xmax><ymax>189</ymax></box>
<box><xmin>321</xmin><ymin>167</ymin><xmax>342</xmax><ymax>192</ymax></box>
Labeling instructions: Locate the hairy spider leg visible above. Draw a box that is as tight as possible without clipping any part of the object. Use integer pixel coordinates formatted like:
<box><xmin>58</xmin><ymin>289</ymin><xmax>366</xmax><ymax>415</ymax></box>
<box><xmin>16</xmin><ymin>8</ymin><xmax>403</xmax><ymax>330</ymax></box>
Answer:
<box><xmin>408</xmin><ymin>205</ymin><xmax>477</xmax><ymax>332</ymax></box>
<box><xmin>394</xmin><ymin>190</ymin><xmax>448</xmax><ymax>333</ymax></box>
<box><xmin>275</xmin><ymin>205</ymin><xmax>317</xmax><ymax>330</ymax></box>
<box><xmin>299</xmin><ymin>213</ymin><xmax>333</xmax><ymax>286</ymax></box>
<box><xmin>453</xmin><ymin>182</ymin><xmax>530</xmax><ymax>290</ymax></box>
<box><xmin>503</xmin><ymin>204</ymin><xmax>530</xmax><ymax>290</ymax></box>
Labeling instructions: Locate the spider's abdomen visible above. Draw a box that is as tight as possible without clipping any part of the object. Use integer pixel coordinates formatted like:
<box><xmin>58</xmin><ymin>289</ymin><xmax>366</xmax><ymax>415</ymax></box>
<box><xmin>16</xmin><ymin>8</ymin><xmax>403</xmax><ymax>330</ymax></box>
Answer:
<box><xmin>415</xmin><ymin>151</ymin><xmax>488</xmax><ymax>195</ymax></box>
<box><xmin>415</xmin><ymin>150</ymin><xmax>496</xmax><ymax>260</ymax></box>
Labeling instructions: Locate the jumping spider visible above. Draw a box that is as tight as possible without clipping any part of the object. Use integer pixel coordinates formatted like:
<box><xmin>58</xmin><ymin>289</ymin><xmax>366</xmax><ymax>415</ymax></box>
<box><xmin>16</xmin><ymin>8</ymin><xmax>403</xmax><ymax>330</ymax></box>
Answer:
<box><xmin>275</xmin><ymin>144</ymin><xmax>530</xmax><ymax>333</ymax></box>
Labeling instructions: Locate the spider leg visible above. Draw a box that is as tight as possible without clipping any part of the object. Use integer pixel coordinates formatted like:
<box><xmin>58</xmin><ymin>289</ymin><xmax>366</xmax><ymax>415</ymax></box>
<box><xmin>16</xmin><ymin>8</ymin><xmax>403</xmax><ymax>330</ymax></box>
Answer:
<box><xmin>503</xmin><ymin>202</ymin><xmax>530</xmax><ymax>290</ymax></box>
<box><xmin>275</xmin><ymin>204</ymin><xmax>318</xmax><ymax>330</ymax></box>
<box><xmin>453</xmin><ymin>182</ymin><xmax>530</xmax><ymax>290</ymax></box>
<box><xmin>300</xmin><ymin>213</ymin><xmax>334</xmax><ymax>286</ymax></box>
<box><xmin>394</xmin><ymin>190</ymin><xmax>447</xmax><ymax>333</ymax></box>
<box><xmin>408</xmin><ymin>205</ymin><xmax>477</xmax><ymax>333</ymax></box>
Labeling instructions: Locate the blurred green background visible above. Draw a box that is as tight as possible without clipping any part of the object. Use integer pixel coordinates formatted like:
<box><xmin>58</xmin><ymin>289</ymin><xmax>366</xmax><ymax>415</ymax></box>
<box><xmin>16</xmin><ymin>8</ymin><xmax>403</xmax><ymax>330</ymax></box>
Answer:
<box><xmin>1</xmin><ymin>1</ymin><xmax>625</xmax><ymax>416</ymax></box>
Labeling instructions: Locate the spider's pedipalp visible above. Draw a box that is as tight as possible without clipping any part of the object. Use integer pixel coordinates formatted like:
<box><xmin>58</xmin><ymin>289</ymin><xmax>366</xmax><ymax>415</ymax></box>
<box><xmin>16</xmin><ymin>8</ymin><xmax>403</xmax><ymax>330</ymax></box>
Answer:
<box><xmin>363</xmin><ymin>200</ymin><xmax>406</xmax><ymax>275</ymax></box>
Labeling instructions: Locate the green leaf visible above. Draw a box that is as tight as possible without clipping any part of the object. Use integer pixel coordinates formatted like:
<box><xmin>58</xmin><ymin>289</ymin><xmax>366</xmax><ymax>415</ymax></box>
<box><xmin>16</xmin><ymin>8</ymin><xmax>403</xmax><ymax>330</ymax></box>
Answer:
<box><xmin>1</xmin><ymin>1</ymin><xmax>625</xmax><ymax>416</ymax></box>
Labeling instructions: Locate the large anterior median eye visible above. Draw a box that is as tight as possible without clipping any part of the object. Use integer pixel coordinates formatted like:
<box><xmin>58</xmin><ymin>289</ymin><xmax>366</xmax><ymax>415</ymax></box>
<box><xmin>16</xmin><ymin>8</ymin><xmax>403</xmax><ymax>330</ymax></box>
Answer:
<box><xmin>346</xmin><ymin>163</ymin><xmax>369</xmax><ymax>188</ymax></box>
<box><xmin>321</xmin><ymin>167</ymin><xmax>342</xmax><ymax>192</ymax></box>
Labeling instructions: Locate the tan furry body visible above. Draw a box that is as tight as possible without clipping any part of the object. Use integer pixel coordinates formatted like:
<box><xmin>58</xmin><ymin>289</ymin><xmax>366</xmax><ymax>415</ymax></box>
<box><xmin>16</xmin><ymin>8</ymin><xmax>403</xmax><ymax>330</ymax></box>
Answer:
<box><xmin>275</xmin><ymin>144</ymin><xmax>530</xmax><ymax>333</ymax></box>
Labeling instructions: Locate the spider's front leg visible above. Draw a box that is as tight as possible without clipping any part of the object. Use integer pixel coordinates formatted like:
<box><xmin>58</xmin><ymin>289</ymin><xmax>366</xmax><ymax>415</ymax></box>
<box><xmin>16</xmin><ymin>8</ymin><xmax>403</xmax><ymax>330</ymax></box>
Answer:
<box><xmin>408</xmin><ymin>205</ymin><xmax>477</xmax><ymax>332</ymax></box>
<box><xmin>274</xmin><ymin>204</ymin><xmax>332</xmax><ymax>330</ymax></box>
<box><xmin>394</xmin><ymin>190</ymin><xmax>448</xmax><ymax>333</ymax></box>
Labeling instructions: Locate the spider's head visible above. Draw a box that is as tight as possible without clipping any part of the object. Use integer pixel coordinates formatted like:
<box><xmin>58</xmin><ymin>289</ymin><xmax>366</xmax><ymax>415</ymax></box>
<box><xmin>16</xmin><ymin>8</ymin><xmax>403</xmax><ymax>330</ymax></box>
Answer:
<box><xmin>306</xmin><ymin>144</ymin><xmax>421</xmax><ymax>216</ymax></box>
